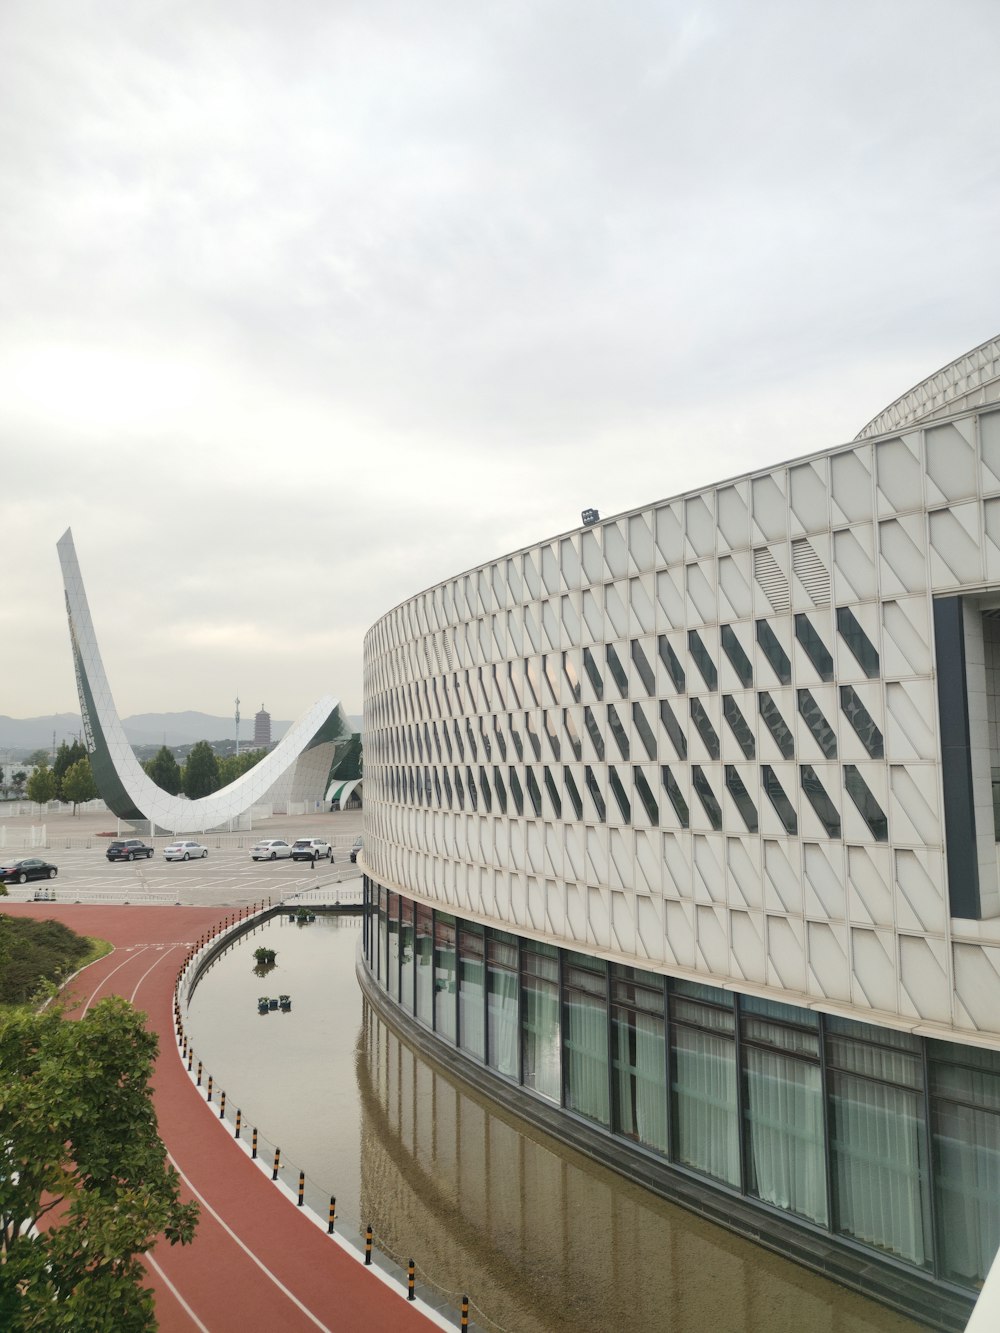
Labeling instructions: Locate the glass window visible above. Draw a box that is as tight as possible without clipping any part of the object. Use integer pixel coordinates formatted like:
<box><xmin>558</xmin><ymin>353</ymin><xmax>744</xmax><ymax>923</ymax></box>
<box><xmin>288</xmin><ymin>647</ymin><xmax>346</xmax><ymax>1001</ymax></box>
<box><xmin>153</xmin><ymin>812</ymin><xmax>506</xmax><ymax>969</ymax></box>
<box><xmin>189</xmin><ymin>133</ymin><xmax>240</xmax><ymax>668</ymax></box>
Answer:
<box><xmin>543</xmin><ymin>766</ymin><xmax>562</xmax><ymax>817</ymax></box>
<box><xmin>658</xmin><ymin>635</ymin><xmax>686</xmax><ymax>693</ymax></box>
<box><xmin>442</xmin><ymin>767</ymin><xmax>453</xmax><ymax>810</ymax></box>
<box><xmin>795</xmin><ymin>613</ymin><xmax>834</xmax><ymax>681</ymax></box>
<box><xmin>632</xmin><ymin>702</ymin><xmax>657</xmax><ymax>759</ymax></box>
<box><xmin>478</xmin><ymin>766</ymin><xmax>492</xmax><ymax>813</ymax></box>
<box><xmin>761</xmin><ymin>765</ymin><xmax>797</xmax><ymax>834</ymax></box>
<box><xmin>415</xmin><ymin>903</ymin><xmax>434</xmax><ymax>1025</ymax></box>
<box><xmin>930</xmin><ymin>1042</ymin><xmax>1000</xmax><ymax>1287</ymax></box>
<box><xmin>584</xmin><ymin>705</ymin><xmax>606</xmax><ymax>760</ymax></box>
<box><xmin>608</xmin><ymin>704</ymin><xmax>630</xmax><ymax>759</ymax></box>
<box><xmin>630</xmin><ymin>640</ymin><xmax>656</xmax><ymax>694</ymax></box>
<box><xmin>563</xmin><ymin>767</ymin><xmax>583</xmax><ymax>819</ymax></box>
<box><xmin>564</xmin><ymin>953</ymin><xmax>610</xmax><ymax>1126</ymax></box>
<box><xmin>563</xmin><ymin>652</ymin><xmax>581</xmax><ymax>702</ymax></box>
<box><xmin>798</xmin><ymin>689</ymin><xmax>838</xmax><ymax>759</ymax></box>
<box><xmin>759</xmin><ymin>692</ymin><xmax>795</xmax><ymax>759</ymax></box>
<box><xmin>508</xmin><ymin>766</ymin><xmax>524</xmax><ymax>815</ymax></box>
<box><xmin>399</xmin><ymin>896</ymin><xmax>415</xmax><ymax>1009</ymax></box>
<box><xmin>690</xmin><ymin>698</ymin><xmax>721</xmax><ymax>759</ymax></box>
<box><xmin>659</xmin><ymin>699</ymin><xmax>687</xmax><ymax>760</ymax></box>
<box><xmin>827</xmin><ymin>1021</ymin><xmax>931</xmax><ymax>1268</ymax></box>
<box><xmin>725</xmin><ymin>766</ymin><xmax>758</xmax><ymax>832</ymax></box>
<box><xmin>633</xmin><ymin>767</ymin><xmax>659</xmax><ymax>824</ymax></box>
<box><xmin>585</xmin><ymin>766</ymin><xmax>607</xmax><ymax>821</ymax></box>
<box><xmin>522</xmin><ymin>941</ymin><xmax>561</xmax><ymax>1103</ymax></box>
<box><xmin>840</xmin><ymin>686</ymin><xmax>884</xmax><ymax>758</ymax></box>
<box><xmin>801</xmin><ymin>764</ymin><xmax>841</xmax><ymax>837</ymax></box>
<box><xmin>507</xmin><ymin>660</ymin><xmax>523</xmax><ymax>709</ymax></box>
<box><xmin>434</xmin><ymin>913</ymin><xmax>457</xmax><ymax>1044</ymax></box>
<box><xmin>721</xmin><ymin>624</ymin><xmax>754</xmax><ymax>687</ymax></box>
<box><xmin>837</xmin><ymin>606</ymin><xmax>880</xmax><ymax>678</ymax></box>
<box><xmin>844</xmin><ymin>765</ymin><xmax>888</xmax><ymax>841</ymax></box>
<box><xmin>493</xmin><ymin>765</ymin><xmax>507</xmax><ymax>813</ymax></box>
<box><xmin>543</xmin><ymin>712</ymin><xmax>561</xmax><ymax>761</ymax></box>
<box><xmin>493</xmin><ymin>717</ymin><xmax>508</xmax><ymax>761</ymax></box>
<box><xmin>723</xmin><ymin>695</ymin><xmax>755</xmax><ymax>758</ymax></box>
<box><xmin>757</xmin><ymin>620</ymin><xmax>792</xmax><ymax>685</ymax></box>
<box><xmin>692</xmin><ymin>765</ymin><xmax>722</xmax><ymax>831</ymax></box>
<box><xmin>466</xmin><ymin>766</ymin><xmax>478</xmax><ymax>811</ymax></box>
<box><xmin>458</xmin><ymin>927</ymin><xmax>485</xmax><ymax>1056</ymax></box>
<box><xmin>604</xmin><ymin>644</ymin><xmax>628</xmax><ymax>695</ymax></box>
<box><xmin>671</xmin><ymin>997</ymin><xmax>739</xmax><ymax>1186</ymax></box>
<box><xmin>525</xmin><ymin>766</ymin><xmax>542</xmax><ymax>816</ymax></box>
<box><xmin>688</xmin><ymin>629</ymin><xmax>718</xmax><ymax>691</ymax></box>
<box><xmin>564</xmin><ymin>709</ymin><xmax>582</xmax><ymax>760</ymax></box>
<box><xmin>387</xmin><ymin>892</ymin><xmax>400</xmax><ymax>1001</ymax></box>
<box><xmin>612</xmin><ymin>965</ymin><xmax>667</xmax><ymax>1155</ymax></box>
<box><xmin>525</xmin><ymin>713</ymin><xmax>542</xmax><ymax>760</ymax></box>
<box><xmin>661</xmin><ymin>767</ymin><xmax>689</xmax><ymax>828</ymax></box>
<box><xmin>487</xmin><ymin>931</ymin><xmax>519</xmax><ymax>1079</ymax></box>
<box><xmin>608</xmin><ymin>766</ymin><xmax>632</xmax><ymax>822</ymax></box>
<box><xmin>583</xmin><ymin>646</ymin><xmax>604</xmax><ymax>699</ymax></box>
<box><xmin>525</xmin><ymin>659</ymin><xmax>541</xmax><ymax>706</ymax></box>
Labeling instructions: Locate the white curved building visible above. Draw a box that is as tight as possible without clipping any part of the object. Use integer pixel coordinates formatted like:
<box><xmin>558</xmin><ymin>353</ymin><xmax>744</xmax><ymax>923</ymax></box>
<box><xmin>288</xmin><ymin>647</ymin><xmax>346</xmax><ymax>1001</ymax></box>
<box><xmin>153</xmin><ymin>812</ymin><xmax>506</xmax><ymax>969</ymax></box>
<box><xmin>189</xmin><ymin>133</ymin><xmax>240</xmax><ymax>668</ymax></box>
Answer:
<box><xmin>58</xmin><ymin>529</ymin><xmax>349</xmax><ymax>834</ymax></box>
<box><xmin>359</xmin><ymin>337</ymin><xmax>1000</xmax><ymax>1328</ymax></box>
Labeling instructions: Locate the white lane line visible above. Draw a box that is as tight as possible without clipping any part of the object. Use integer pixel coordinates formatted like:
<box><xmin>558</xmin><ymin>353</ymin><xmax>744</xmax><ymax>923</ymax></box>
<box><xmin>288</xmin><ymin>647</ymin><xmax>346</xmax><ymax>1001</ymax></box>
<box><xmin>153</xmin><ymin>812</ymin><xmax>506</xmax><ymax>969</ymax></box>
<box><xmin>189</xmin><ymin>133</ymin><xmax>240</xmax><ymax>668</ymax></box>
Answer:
<box><xmin>80</xmin><ymin>946</ymin><xmax>154</xmax><ymax>1015</ymax></box>
<box><xmin>164</xmin><ymin>1151</ymin><xmax>334</xmax><ymax>1333</ymax></box>
<box><xmin>144</xmin><ymin>1251</ymin><xmax>211</xmax><ymax>1332</ymax></box>
<box><xmin>128</xmin><ymin>944</ymin><xmax>181</xmax><ymax>1004</ymax></box>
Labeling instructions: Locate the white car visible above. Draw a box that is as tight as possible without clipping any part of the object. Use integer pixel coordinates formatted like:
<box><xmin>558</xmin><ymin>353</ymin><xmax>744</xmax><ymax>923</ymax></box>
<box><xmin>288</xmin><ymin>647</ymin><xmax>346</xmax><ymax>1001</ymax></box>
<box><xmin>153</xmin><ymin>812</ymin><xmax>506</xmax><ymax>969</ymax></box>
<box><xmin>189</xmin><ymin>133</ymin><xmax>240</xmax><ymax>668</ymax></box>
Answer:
<box><xmin>164</xmin><ymin>840</ymin><xmax>208</xmax><ymax>861</ymax></box>
<box><xmin>290</xmin><ymin>838</ymin><xmax>333</xmax><ymax>862</ymax></box>
<box><xmin>251</xmin><ymin>839</ymin><xmax>292</xmax><ymax>861</ymax></box>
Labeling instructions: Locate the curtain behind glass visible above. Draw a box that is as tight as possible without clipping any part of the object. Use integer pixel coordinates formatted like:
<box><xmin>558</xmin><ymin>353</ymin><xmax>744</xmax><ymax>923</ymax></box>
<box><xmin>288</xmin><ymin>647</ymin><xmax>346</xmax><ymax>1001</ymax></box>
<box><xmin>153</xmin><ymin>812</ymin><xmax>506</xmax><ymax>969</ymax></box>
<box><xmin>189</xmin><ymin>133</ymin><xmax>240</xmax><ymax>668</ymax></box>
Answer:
<box><xmin>745</xmin><ymin>1048</ymin><xmax>827</xmax><ymax>1224</ymax></box>
<box><xmin>565</xmin><ymin>993</ymin><xmax>609</xmax><ymax>1125</ymax></box>
<box><xmin>488</xmin><ymin>965</ymin><xmax>519</xmax><ymax>1078</ymax></box>
<box><xmin>672</xmin><ymin>1025</ymin><xmax>739</xmax><ymax>1186</ymax></box>
<box><xmin>933</xmin><ymin>1101</ymin><xmax>1000</xmax><ymax>1284</ymax></box>
<box><xmin>613</xmin><ymin>1009</ymin><xmax>668</xmax><ymax>1155</ymax></box>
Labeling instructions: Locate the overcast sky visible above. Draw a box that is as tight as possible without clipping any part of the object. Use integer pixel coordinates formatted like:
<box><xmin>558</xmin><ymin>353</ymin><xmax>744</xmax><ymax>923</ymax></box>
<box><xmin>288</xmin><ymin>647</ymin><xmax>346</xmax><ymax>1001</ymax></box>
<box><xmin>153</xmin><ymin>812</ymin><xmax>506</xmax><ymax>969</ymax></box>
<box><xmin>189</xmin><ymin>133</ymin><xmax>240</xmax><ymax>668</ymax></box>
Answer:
<box><xmin>2</xmin><ymin>1</ymin><xmax>999</xmax><ymax>726</ymax></box>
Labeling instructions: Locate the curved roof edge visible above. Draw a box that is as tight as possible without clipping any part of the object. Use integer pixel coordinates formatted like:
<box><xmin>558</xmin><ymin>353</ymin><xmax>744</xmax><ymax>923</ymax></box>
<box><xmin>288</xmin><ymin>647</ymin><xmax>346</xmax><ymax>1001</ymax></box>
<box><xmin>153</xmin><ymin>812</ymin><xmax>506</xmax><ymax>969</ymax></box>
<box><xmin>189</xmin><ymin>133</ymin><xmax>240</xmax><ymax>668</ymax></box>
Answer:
<box><xmin>855</xmin><ymin>333</ymin><xmax>1000</xmax><ymax>440</ymax></box>
<box><xmin>57</xmin><ymin>528</ymin><xmax>347</xmax><ymax>834</ymax></box>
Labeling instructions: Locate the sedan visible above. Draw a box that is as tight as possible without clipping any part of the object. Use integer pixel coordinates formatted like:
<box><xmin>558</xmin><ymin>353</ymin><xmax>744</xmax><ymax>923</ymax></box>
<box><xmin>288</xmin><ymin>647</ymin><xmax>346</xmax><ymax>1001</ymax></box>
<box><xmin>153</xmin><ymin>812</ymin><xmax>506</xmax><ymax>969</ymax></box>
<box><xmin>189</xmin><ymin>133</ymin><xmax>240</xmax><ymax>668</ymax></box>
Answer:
<box><xmin>0</xmin><ymin>857</ymin><xmax>58</xmax><ymax>885</ymax></box>
<box><xmin>251</xmin><ymin>839</ymin><xmax>292</xmax><ymax>861</ymax></box>
<box><xmin>164</xmin><ymin>841</ymin><xmax>208</xmax><ymax>861</ymax></box>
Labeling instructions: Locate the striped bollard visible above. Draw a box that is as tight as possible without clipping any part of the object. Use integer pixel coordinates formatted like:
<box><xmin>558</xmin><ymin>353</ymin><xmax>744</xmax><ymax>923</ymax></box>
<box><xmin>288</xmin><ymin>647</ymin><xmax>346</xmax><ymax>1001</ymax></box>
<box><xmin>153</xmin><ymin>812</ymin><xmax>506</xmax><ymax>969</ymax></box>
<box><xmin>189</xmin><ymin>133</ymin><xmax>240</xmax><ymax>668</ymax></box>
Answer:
<box><xmin>327</xmin><ymin>1197</ymin><xmax>336</xmax><ymax>1234</ymax></box>
<box><xmin>461</xmin><ymin>1296</ymin><xmax>469</xmax><ymax>1328</ymax></box>
<box><xmin>364</xmin><ymin>1226</ymin><xmax>373</xmax><ymax>1265</ymax></box>
<box><xmin>187</xmin><ymin>1047</ymin><xmax>193</xmax><ymax>1072</ymax></box>
<box><xmin>272</xmin><ymin>1147</ymin><xmax>281</xmax><ymax>1181</ymax></box>
<box><xmin>219</xmin><ymin>1090</ymin><xmax>226</xmax><ymax>1120</ymax></box>
<box><xmin>235</xmin><ymin>1108</ymin><xmax>242</xmax><ymax>1139</ymax></box>
<box><xmin>297</xmin><ymin>1171</ymin><xmax>305</xmax><ymax>1206</ymax></box>
<box><xmin>196</xmin><ymin>1060</ymin><xmax>203</xmax><ymax>1086</ymax></box>
<box><xmin>407</xmin><ymin>1259</ymin><xmax>415</xmax><ymax>1301</ymax></box>
<box><xmin>206</xmin><ymin>1075</ymin><xmax>213</xmax><ymax>1103</ymax></box>
<box><xmin>252</xmin><ymin>1127</ymin><xmax>258</xmax><ymax>1159</ymax></box>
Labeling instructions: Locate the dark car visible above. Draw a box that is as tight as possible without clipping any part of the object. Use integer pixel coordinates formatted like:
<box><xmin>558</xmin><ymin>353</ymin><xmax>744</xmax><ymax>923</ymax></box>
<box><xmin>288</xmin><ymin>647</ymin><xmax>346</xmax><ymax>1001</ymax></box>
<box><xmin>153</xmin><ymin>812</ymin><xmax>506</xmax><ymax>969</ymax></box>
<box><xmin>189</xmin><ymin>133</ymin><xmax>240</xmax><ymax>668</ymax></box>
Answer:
<box><xmin>349</xmin><ymin>836</ymin><xmax>363</xmax><ymax>863</ymax></box>
<box><xmin>0</xmin><ymin>857</ymin><xmax>58</xmax><ymax>885</ymax></box>
<box><xmin>106</xmin><ymin>838</ymin><xmax>154</xmax><ymax>862</ymax></box>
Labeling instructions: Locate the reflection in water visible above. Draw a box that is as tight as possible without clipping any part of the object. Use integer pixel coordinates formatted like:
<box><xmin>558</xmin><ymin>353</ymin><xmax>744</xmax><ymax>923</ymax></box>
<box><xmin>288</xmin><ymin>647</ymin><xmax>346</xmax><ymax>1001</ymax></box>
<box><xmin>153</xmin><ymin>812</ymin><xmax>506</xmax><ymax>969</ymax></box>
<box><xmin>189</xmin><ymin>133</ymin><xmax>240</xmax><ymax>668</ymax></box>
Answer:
<box><xmin>186</xmin><ymin>920</ymin><xmax>919</xmax><ymax>1333</ymax></box>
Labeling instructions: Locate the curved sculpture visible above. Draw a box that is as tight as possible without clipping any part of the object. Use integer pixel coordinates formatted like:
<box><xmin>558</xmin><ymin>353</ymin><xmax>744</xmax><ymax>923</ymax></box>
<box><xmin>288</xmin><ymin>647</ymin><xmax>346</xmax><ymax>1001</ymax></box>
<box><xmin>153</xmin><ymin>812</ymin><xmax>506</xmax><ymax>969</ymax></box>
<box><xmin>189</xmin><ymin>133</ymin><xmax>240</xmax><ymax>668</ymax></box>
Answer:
<box><xmin>57</xmin><ymin>529</ymin><xmax>348</xmax><ymax>834</ymax></box>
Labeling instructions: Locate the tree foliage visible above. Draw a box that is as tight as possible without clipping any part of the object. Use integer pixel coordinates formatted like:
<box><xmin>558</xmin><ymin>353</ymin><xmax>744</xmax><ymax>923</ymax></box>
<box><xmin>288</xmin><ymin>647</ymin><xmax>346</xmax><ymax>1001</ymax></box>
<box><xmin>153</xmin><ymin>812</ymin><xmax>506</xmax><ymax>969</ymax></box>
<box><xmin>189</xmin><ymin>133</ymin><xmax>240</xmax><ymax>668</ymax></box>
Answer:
<box><xmin>26</xmin><ymin>764</ymin><xmax>57</xmax><ymax>805</ymax></box>
<box><xmin>52</xmin><ymin>741</ymin><xmax>88</xmax><ymax>796</ymax></box>
<box><xmin>216</xmin><ymin>747</ymin><xmax>266</xmax><ymax>787</ymax></box>
<box><xmin>0</xmin><ymin>915</ymin><xmax>92</xmax><ymax>1005</ymax></box>
<box><xmin>0</xmin><ymin>996</ymin><xmax>199</xmax><ymax>1330</ymax></box>
<box><xmin>181</xmin><ymin>741</ymin><xmax>220</xmax><ymax>799</ymax></box>
<box><xmin>25</xmin><ymin>750</ymin><xmax>50</xmax><ymax>768</ymax></box>
<box><xmin>143</xmin><ymin>746</ymin><xmax>182</xmax><ymax>795</ymax></box>
<box><xmin>10</xmin><ymin>772</ymin><xmax>27</xmax><ymax>797</ymax></box>
<box><xmin>60</xmin><ymin>758</ymin><xmax>98</xmax><ymax>812</ymax></box>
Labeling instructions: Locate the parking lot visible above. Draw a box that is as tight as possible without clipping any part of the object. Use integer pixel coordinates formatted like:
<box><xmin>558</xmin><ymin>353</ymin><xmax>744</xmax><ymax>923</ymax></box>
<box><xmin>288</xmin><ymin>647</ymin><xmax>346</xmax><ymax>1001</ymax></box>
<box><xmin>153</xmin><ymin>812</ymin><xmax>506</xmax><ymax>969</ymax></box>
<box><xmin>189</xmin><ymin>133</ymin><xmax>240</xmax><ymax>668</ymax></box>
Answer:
<box><xmin>0</xmin><ymin>807</ymin><xmax>364</xmax><ymax>908</ymax></box>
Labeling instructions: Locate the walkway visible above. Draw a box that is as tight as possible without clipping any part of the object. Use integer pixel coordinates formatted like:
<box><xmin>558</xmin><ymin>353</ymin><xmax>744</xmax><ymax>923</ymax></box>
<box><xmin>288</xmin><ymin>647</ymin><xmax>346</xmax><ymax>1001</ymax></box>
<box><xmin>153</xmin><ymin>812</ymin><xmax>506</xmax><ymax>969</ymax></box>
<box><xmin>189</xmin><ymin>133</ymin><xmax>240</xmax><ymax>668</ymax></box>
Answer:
<box><xmin>2</xmin><ymin>902</ymin><xmax>440</xmax><ymax>1333</ymax></box>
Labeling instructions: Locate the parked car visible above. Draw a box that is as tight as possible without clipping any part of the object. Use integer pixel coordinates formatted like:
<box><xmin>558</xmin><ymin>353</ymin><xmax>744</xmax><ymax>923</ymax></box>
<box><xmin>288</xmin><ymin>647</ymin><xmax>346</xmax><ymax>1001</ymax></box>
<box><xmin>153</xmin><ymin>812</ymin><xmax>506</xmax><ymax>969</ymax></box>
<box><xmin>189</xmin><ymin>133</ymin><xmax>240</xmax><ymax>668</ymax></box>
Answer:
<box><xmin>106</xmin><ymin>839</ymin><xmax>154</xmax><ymax>862</ymax></box>
<box><xmin>290</xmin><ymin>838</ymin><xmax>332</xmax><ymax>862</ymax></box>
<box><xmin>350</xmin><ymin>836</ymin><xmax>363</xmax><ymax>863</ymax></box>
<box><xmin>251</xmin><ymin>839</ymin><xmax>292</xmax><ymax>861</ymax></box>
<box><xmin>164</xmin><ymin>840</ymin><xmax>208</xmax><ymax>861</ymax></box>
<box><xmin>0</xmin><ymin>857</ymin><xmax>58</xmax><ymax>885</ymax></box>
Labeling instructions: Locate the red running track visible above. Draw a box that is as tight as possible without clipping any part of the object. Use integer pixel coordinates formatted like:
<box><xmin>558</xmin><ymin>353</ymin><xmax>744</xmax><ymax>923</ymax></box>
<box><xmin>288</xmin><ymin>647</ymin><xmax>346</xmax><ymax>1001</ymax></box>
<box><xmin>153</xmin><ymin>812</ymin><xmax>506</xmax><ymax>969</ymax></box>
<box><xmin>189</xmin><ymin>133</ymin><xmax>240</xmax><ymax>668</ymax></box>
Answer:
<box><xmin>2</xmin><ymin>903</ymin><xmax>438</xmax><ymax>1333</ymax></box>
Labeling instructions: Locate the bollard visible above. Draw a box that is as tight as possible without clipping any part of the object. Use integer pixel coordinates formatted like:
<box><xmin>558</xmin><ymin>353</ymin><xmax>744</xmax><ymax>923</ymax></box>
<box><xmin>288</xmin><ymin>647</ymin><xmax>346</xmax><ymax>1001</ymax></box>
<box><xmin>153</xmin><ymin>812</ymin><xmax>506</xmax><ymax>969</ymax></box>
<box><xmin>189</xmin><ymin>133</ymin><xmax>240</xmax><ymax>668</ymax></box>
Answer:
<box><xmin>272</xmin><ymin>1147</ymin><xmax>281</xmax><ymax>1180</ymax></box>
<box><xmin>187</xmin><ymin>1047</ymin><xmax>193</xmax><ymax>1072</ymax></box>
<box><xmin>252</xmin><ymin>1127</ymin><xmax>258</xmax><ymax>1159</ymax></box>
<box><xmin>327</xmin><ymin>1196</ymin><xmax>336</xmax><ymax>1234</ymax></box>
<box><xmin>196</xmin><ymin>1060</ymin><xmax>203</xmax><ymax>1086</ymax></box>
<box><xmin>407</xmin><ymin>1259</ymin><xmax>415</xmax><ymax>1301</ymax></box>
<box><xmin>235</xmin><ymin>1108</ymin><xmax>242</xmax><ymax>1139</ymax></box>
<box><xmin>461</xmin><ymin>1296</ymin><xmax>469</xmax><ymax>1329</ymax></box>
<box><xmin>297</xmin><ymin>1171</ymin><xmax>305</xmax><ymax>1206</ymax></box>
<box><xmin>182</xmin><ymin>1036</ymin><xmax>188</xmax><ymax>1059</ymax></box>
<box><xmin>364</xmin><ymin>1226</ymin><xmax>373</xmax><ymax>1265</ymax></box>
<box><xmin>219</xmin><ymin>1090</ymin><xmax>226</xmax><ymax>1119</ymax></box>
<box><xmin>206</xmin><ymin>1075</ymin><xmax>213</xmax><ymax>1103</ymax></box>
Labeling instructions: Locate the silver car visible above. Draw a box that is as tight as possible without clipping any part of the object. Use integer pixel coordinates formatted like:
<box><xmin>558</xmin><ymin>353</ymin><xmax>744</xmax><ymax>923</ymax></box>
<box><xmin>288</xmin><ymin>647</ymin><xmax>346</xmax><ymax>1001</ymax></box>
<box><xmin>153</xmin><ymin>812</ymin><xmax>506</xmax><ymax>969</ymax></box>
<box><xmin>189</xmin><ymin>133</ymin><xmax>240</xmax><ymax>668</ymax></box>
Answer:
<box><xmin>164</xmin><ymin>840</ymin><xmax>208</xmax><ymax>861</ymax></box>
<box><xmin>251</xmin><ymin>839</ymin><xmax>292</xmax><ymax>861</ymax></box>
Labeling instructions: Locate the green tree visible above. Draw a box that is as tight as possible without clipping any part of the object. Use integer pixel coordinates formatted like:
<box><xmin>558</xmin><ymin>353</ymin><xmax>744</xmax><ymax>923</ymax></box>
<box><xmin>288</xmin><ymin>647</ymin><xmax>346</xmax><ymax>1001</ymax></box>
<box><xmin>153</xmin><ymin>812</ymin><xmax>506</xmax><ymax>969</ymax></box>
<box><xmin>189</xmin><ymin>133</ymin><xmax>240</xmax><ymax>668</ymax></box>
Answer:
<box><xmin>53</xmin><ymin>740</ymin><xmax>87</xmax><ymax>799</ymax></box>
<box><xmin>216</xmin><ymin>748</ymin><xmax>266</xmax><ymax>787</ymax></box>
<box><xmin>143</xmin><ymin>745</ymin><xmax>182</xmax><ymax>795</ymax></box>
<box><xmin>10</xmin><ymin>772</ymin><xmax>26</xmax><ymax>797</ymax></box>
<box><xmin>61</xmin><ymin>757</ymin><xmax>98</xmax><ymax>813</ymax></box>
<box><xmin>0</xmin><ymin>996</ymin><xmax>199</xmax><ymax>1330</ymax></box>
<box><xmin>25</xmin><ymin>749</ymin><xmax>50</xmax><ymax>768</ymax></box>
<box><xmin>182</xmin><ymin>740</ymin><xmax>219</xmax><ymax>799</ymax></box>
<box><xmin>26</xmin><ymin>765</ymin><xmax>57</xmax><ymax>804</ymax></box>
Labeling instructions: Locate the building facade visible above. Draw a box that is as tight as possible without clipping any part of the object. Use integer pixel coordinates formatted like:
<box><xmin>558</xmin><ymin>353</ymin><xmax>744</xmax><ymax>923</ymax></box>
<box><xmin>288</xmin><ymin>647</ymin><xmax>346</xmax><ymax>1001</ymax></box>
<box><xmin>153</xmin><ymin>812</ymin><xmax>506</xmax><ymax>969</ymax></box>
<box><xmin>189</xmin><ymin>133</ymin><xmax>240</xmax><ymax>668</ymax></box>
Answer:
<box><xmin>359</xmin><ymin>336</ymin><xmax>1000</xmax><ymax>1325</ymax></box>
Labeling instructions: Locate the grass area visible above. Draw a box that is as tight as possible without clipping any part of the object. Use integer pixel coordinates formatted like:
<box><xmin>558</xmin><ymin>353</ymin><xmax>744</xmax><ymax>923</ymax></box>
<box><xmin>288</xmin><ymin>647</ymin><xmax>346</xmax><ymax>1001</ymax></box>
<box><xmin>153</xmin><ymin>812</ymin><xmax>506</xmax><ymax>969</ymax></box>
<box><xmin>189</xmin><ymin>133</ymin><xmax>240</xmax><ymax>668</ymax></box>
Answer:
<box><xmin>0</xmin><ymin>915</ymin><xmax>113</xmax><ymax>1007</ymax></box>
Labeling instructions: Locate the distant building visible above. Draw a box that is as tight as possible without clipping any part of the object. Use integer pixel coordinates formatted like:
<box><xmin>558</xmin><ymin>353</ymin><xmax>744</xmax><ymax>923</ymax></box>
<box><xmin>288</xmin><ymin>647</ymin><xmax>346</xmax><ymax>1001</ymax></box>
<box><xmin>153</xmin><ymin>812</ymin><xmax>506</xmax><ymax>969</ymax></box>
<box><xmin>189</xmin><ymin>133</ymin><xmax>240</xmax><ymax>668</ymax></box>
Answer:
<box><xmin>254</xmin><ymin>707</ymin><xmax>272</xmax><ymax>749</ymax></box>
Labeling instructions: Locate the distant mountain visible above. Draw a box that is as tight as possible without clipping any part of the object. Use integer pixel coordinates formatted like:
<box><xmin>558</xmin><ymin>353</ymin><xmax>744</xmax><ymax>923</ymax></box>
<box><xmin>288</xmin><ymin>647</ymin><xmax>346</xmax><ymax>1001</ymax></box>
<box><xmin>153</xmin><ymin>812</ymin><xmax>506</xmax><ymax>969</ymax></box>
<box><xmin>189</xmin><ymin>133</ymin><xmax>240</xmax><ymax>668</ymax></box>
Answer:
<box><xmin>0</xmin><ymin>710</ymin><xmax>363</xmax><ymax>756</ymax></box>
